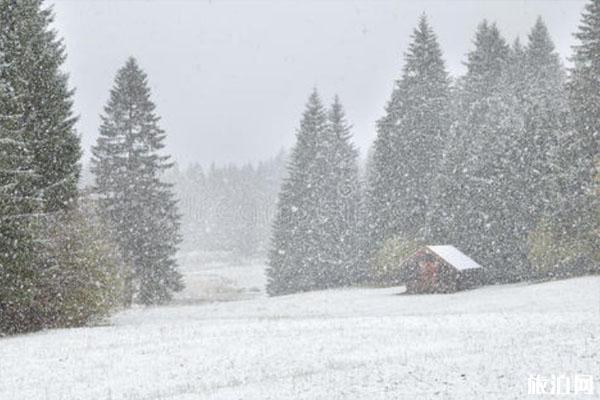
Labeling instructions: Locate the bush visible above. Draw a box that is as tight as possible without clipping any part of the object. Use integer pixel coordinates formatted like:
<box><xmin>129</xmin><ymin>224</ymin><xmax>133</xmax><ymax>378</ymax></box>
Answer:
<box><xmin>36</xmin><ymin>205</ymin><xmax>129</xmax><ymax>329</ymax></box>
<box><xmin>0</xmin><ymin>202</ymin><xmax>129</xmax><ymax>335</ymax></box>
<box><xmin>369</xmin><ymin>236</ymin><xmax>424</xmax><ymax>286</ymax></box>
<box><xmin>528</xmin><ymin>203</ymin><xmax>599</xmax><ymax>280</ymax></box>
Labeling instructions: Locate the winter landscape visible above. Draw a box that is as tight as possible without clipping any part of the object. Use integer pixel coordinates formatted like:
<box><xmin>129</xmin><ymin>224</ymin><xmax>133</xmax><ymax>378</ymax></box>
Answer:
<box><xmin>0</xmin><ymin>0</ymin><xmax>599</xmax><ymax>399</ymax></box>
<box><xmin>1</xmin><ymin>271</ymin><xmax>598</xmax><ymax>400</ymax></box>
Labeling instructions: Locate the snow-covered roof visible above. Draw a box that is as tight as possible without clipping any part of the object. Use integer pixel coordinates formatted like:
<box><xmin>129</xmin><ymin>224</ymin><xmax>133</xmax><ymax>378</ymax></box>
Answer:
<box><xmin>426</xmin><ymin>245</ymin><xmax>482</xmax><ymax>271</ymax></box>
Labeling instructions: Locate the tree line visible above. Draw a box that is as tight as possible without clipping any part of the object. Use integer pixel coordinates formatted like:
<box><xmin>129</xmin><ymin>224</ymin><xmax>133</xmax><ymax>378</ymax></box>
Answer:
<box><xmin>0</xmin><ymin>0</ymin><xmax>182</xmax><ymax>335</ymax></box>
<box><xmin>166</xmin><ymin>152</ymin><xmax>286</xmax><ymax>260</ymax></box>
<box><xmin>267</xmin><ymin>5</ymin><xmax>600</xmax><ymax>295</ymax></box>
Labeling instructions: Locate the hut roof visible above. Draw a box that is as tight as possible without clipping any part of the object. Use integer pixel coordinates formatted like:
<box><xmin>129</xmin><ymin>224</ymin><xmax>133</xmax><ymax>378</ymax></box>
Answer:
<box><xmin>427</xmin><ymin>245</ymin><xmax>482</xmax><ymax>271</ymax></box>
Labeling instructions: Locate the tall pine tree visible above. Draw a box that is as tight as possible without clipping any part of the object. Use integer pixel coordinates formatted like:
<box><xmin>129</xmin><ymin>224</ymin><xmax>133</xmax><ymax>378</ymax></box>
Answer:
<box><xmin>91</xmin><ymin>57</ymin><xmax>183</xmax><ymax>305</ymax></box>
<box><xmin>570</xmin><ymin>0</ymin><xmax>600</xmax><ymax>165</ymax></box>
<box><xmin>0</xmin><ymin>0</ymin><xmax>80</xmax><ymax>212</ymax></box>
<box><xmin>519</xmin><ymin>18</ymin><xmax>569</xmax><ymax>237</ymax></box>
<box><xmin>440</xmin><ymin>21</ymin><xmax>528</xmax><ymax>282</ymax></box>
<box><xmin>318</xmin><ymin>96</ymin><xmax>361</xmax><ymax>287</ymax></box>
<box><xmin>0</xmin><ymin>50</ymin><xmax>43</xmax><ymax>334</ymax></box>
<box><xmin>366</xmin><ymin>15</ymin><xmax>450</xmax><ymax>262</ymax></box>
<box><xmin>267</xmin><ymin>90</ymin><xmax>329</xmax><ymax>295</ymax></box>
<box><xmin>552</xmin><ymin>0</ymin><xmax>600</xmax><ymax>272</ymax></box>
<box><xmin>565</xmin><ymin>0</ymin><xmax>600</xmax><ymax>220</ymax></box>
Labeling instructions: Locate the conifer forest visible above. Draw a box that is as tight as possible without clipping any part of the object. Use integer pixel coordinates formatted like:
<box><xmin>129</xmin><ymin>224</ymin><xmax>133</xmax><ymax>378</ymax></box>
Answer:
<box><xmin>0</xmin><ymin>1</ymin><xmax>598</xmax><ymax>399</ymax></box>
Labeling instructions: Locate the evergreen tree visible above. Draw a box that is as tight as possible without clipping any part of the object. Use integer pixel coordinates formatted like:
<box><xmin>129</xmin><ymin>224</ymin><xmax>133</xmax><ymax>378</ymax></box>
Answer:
<box><xmin>570</xmin><ymin>0</ymin><xmax>600</xmax><ymax>157</ymax></box>
<box><xmin>565</xmin><ymin>0</ymin><xmax>600</xmax><ymax>219</ymax></box>
<box><xmin>519</xmin><ymin>18</ymin><xmax>569</xmax><ymax>236</ymax></box>
<box><xmin>91</xmin><ymin>57</ymin><xmax>183</xmax><ymax>305</ymax></box>
<box><xmin>318</xmin><ymin>96</ymin><xmax>360</xmax><ymax>286</ymax></box>
<box><xmin>0</xmin><ymin>0</ymin><xmax>81</xmax><ymax>212</ymax></box>
<box><xmin>0</xmin><ymin>53</ymin><xmax>42</xmax><ymax>334</ymax></box>
<box><xmin>267</xmin><ymin>90</ymin><xmax>329</xmax><ymax>295</ymax></box>
<box><xmin>440</xmin><ymin>21</ymin><xmax>527</xmax><ymax>282</ymax></box>
<box><xmin>525</xmin><ymin>5</ymin><xmax>600</xmax><ymax>278</ymax></box>
<box><xmin>544</xmin><ymin>0</ymin><xmax>600</xmax><ymax>273</ymax></box>
<box><xmin>366</xmin><ymin>15</ymin><xmax>450</xmax><ymax>262</ymax></box>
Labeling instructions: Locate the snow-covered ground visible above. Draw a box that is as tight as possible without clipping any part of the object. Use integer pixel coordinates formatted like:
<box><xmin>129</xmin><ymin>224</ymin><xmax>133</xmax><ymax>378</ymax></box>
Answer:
<box><xmin>173</xmin><ymin>255</ymin><xmax>266</xmax><ymax>304</ymax></box>
<box><xmin>0</xmin><ymin>265</ymin><xmax>598</xmax><ymax>399</ymax></box>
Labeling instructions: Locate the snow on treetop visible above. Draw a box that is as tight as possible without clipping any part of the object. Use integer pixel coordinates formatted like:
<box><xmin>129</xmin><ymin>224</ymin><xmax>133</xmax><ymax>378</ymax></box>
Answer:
<box><xmin>427</xmin><ymin>245</ymin><xmax>483</xmax><ymax>271</ymax></box>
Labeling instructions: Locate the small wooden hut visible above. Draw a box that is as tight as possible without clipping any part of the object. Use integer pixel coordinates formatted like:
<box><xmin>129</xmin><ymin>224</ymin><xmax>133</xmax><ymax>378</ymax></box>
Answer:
<box><xmin>403</xmin><ymin>245</ymin><xmax>483</xmax><ymax>294</ymax></box>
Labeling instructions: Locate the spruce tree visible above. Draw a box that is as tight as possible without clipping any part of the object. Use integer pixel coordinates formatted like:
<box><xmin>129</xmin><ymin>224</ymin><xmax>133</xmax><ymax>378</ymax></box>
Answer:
<box><xmin>267</xmin><ymin>90</ymin><xmax>329</xmax><ymax>295</ymax></box>
<box><xmin>451</xmin><ymin>20</ymin><xmax>570</xmax><ymax>282</ymax></box>
<box><xmin>366</xmin><ymin>15</ymin><xmax>450</xmax><ymax>262</ymax></box>
<box><xmin>549</xmin><ymin>0</ymin><xmax>600</xmax><ymax>272</ymax></box>
<box><xmin>318</xmin><ymin>96</ymin><xmax>360</xmax><ymax>287</ymax></box>
<box><xmin>91</xmin><ymin>57</ymin><xmax>183</xmax><ymax>305</ymax></box>
<box><xmin>570</xmin><ymin>0</ymin><xmax>600</xmax><ymax>156</ymax></box>
<box><xmin>441</xmin><ymin>21</ymin><xmax>527</xmax><ymax>282</ymax></box>
<box><xmin>0</xmin><ymin>54</ymin><xmax>42</xmax><ymax>334</ymax></box>
<box><xmin>566</xmin><ymin>0</ymin><xmax>600</xmax><ymax>216</ymax></box>
<box><xmin>519</xmin><ymin>18</ymin><xmax>569</xmax><ymax>236</ymax></box>
<box><xmin>0</xmin><ymin>0</ymin><xmax>81</xmax><ymax>212</ymax></box>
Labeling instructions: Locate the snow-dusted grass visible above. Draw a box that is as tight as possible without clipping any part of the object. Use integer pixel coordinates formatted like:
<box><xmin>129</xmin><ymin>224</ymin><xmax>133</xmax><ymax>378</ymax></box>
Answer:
<box><xmin>0</xmin><ymin>274</ymin><xmax>598</xmax><ymax>399</ymax></box>
<box><xmin>173</xmin><ymin>263</ymin><xmax>266</xmax><ymax>304</ymax></box>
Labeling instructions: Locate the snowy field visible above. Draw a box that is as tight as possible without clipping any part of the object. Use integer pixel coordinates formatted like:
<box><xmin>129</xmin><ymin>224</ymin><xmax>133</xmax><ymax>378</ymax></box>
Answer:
<box><xmin>0</xmin><ymin>265</ymin><xmax>598</xmax><ymax>399</ymax></box>
<box><xmin>173</xmin><ymin>252</ymin><xmax>267</xmax><ymax>304</ymax></box>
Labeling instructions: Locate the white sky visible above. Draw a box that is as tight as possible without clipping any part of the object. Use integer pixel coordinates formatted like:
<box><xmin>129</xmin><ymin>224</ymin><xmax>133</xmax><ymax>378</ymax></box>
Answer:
<box><xmin>50</xmin><ymin>0</ymin><xmax>587</xmax><ymax>168</ymax></box>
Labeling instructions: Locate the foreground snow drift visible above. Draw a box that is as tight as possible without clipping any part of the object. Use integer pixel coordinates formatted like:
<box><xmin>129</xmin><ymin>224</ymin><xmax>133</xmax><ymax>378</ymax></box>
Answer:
<box><xmin>0</xmin><ymin>276</ymin><xmax>598</xmax><ymax>399</ymax></box>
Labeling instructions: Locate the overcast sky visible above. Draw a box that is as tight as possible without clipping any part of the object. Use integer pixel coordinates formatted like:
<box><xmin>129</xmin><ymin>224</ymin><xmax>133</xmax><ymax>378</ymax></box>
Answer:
<box><xmin>51</xmin><ymin>0</ymin><xmax>587</xmax><ymax>168</ymax></box>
